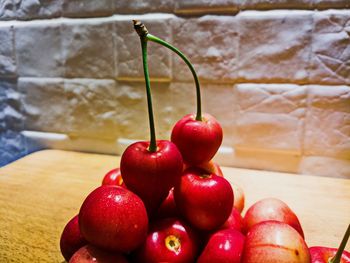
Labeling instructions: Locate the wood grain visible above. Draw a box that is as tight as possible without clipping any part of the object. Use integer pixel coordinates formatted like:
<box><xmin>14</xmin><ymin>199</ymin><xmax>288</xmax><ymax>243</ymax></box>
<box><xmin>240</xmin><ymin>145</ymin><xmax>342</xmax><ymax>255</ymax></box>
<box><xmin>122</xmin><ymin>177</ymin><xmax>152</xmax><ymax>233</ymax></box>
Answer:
<box><xmin>0</xmin><ymin>150</ymin><xmax>349</xmax><ymax>262</ymax></box>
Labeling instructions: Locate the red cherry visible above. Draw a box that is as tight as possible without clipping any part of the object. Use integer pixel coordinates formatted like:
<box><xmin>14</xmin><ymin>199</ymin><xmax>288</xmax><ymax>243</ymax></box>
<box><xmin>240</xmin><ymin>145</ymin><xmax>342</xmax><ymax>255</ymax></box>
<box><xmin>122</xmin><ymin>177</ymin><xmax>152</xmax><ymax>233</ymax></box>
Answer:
<box><xmin>198</xmin><ymin>229</ymin><xmax>245</xmax><ymax>263</ymax></box>
<box><xmin>101</xmin><ymin>168</ymin><xmax>125</xmax><ymax>187</ymax></box>
<box><xmin>133</xmin><ymin>218</ymin><xmax>199</xmax><ymax>263</ymax></box>
<box><xmin>79</xmin><ymin>186</ymin><xmax>148</xmax><ymax>253</ymax></box>
<box><xmin>60</xmin><ymin>215</ymin><xmax>87</xmax><ymax>262</ymax></box>
<box><xmin>155</xmin><ymin>188</ymin><xmax>178</xmax><ymax>219</ymax></box>
<box><xmin>219</xmin><ymin>207</ymin><xmax>244</xmax><ymax>232</ymax></box>
<box><xmin>171</xmin><ymin>113</ymin><xmax>223</xmax><ymax>165</ymax></box>
<box><xmin>309</xmin><ymin>224</ymin><xmax>350</xmax><ymax>263</ymax></box>
<box><xmin>120</xmin><ymin>140</ymin><xmax>183</xmax><ymax>216</ymax></box>
<box><xmin>69</xmin><ymin>245</ymin><xmax>128</xmax><ymax>263</ymax></box>
<box><xmin>174</xmin><ymin>167</ymin><xmax>233</xmax><ymax>231</ymax></box>
<box><xmin>310</xmin><ymin>247</ymin><xmax>350</xmax><ymax>263</ymax></box>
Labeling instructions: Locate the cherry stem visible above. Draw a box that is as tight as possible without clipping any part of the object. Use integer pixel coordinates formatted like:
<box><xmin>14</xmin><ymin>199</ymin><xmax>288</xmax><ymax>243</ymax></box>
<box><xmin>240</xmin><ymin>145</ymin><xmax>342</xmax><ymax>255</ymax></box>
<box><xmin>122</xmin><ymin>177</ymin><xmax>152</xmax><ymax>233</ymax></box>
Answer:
<box><xmin>133</xmin><ymin>20</ymin><xmax>157</xmax><ymax>152</ymax></box>
<box><xmin>146</xmin><ymin>33</ymin><xmax>202</xmax><ymax>121</ymax></box>
<box><xmin>329</xmin><ymin>224</ymin><xmax>350</xmax><ymax>263</ymax></box>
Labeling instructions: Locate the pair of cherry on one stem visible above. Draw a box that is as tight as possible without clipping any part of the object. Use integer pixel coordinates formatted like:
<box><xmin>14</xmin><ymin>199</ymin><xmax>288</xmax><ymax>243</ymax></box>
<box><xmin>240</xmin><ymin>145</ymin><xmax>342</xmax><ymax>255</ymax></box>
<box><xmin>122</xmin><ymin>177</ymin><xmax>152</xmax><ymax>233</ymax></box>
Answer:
<box><xmin>120</xmin><ymin>20</ymin><xmax>225</xmax><ymax>218</ymax></box>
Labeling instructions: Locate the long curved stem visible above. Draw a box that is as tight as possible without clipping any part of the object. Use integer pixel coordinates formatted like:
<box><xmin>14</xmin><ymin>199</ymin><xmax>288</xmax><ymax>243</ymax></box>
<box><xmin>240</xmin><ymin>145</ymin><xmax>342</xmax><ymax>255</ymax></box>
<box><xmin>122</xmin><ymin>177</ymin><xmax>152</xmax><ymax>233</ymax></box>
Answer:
<box><xmin>146</xmin><ymin>33</ymin><xmax>202</xmax><ymax>121</ymax></box>
<box><xmin>329</xmin><ymin>224</ymin><xmax>350</xmax><ymax>263</ymax></box>
<box><xmin>139</xmin><ymin>34</ymin><xmax>157</xmax><ymax>152</ymax></box>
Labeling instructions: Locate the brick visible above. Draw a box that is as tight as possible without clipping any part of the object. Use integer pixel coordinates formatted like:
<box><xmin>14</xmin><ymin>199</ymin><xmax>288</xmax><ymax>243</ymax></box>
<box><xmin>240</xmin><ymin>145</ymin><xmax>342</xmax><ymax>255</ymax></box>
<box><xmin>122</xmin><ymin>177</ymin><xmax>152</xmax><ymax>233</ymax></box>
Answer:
<box><xmin>62</xmin><ymin>0</ymin><xmax>113</xmax><ymax>18</ymax></box>
<box><xmin>15</xmin><ymin>22</ymin><xmax>63</xmax><ymax>77</ymax></box>
<box><xmin>173</xmin><ymin>15</ymin><xmax>238</xmax><ymax>82</ymax></box>
<box><xmin>202</xmin><ymin>83</ymin><xmax>235</xmax><ymax>146</ymax></box>
<box><xmin>304</xmin><ymin>85</ymin><xmax>350</xmax><ymax>159</ymax></box>
<box><xmin>237</xmin><ymin>10</ymin><xmax>313</xmax><ymax>83</ymax></box>
<box><xmin>0</xmin><ymin>78</ymin><xmax>25</xmax><ymax>167</ymax></box>
<box><xmin>0</xmin><ymin>0</ymin><xmax>15</xmax><ymax>20</ymax></box>
<box><xmin>62</xmin><ymin>19</ymin><xmax>115</xmax><ymax>78</ymax></box>
<box><xmin>300</xmin><ymin>156</ymin><xmax>350</xmax><ymax>178</ymax></box>
<box><xmin>175</xmin><ymin>0</ymin><xmax>239</xmax><ymax>15</ymax></box>
<box><xmin>241</xmin><ymin>0</ymin><xmax>312</xmax><ymax>10</ymax></box>
<box><xmin>313</xmin><ymin>0</ymin><xmax>350</xmax><ymax>9</ymax></box>
<box><xmin>309</xmin><ymin>10</ymin><xmax>350</xmax><ymax>85</ymax></box>
<box><xmin>19</xmin><ymin>77</ymin><xmax>68</xmax><ymax>133</ymax></box>
<box><xmin>63</xmin><ymin>78</ymin><xmax>119</xmax><ymax>139</ymax></box>
<box><xmin>233</xmin><ymin>84</ymin><xmax>307</xmax><ymax>152</ymax></box>
<box><xmin>22</xmin><ymin>130</ymin><xmax>120</xmax><ymax>155</ymax></box>
<box><xmin>115</xmin><ymin>81</ymin><xmax>174</xmax><ymax>141</ymax></box>
<box><xmin>0</xmin><ymin>78</ymin><xmax>22</xmax><ymax>131</ymax></box>
<box><xmin>0</xmin><ymin>25</ymin><xmax>16</xmax><ymax>77</ymax></box>
<box><xmin>14</xmin><ymin>0</ymin><xmax>62</xmax><ymax>20</ymax></box>
<box><xmin>19</xmin><ymin>77</ymin><xmax>123</xmax><ymax>140</ymax></box>
<box><xmin>116</xmin><ymin>16</ymin><xmax>173</xmax><ymax>80</ymax></box>
<box><xmin>229</xmin><ymin>148</ymin><xmax>301</xmax><ymax>173</ymax></box>
<box><xmin>168</xmin><ymin>81</ymin><xmax>196</xmax><ymax>128</ymax></box>
<box><xmin>115</xmin><ymin>0</ymin><xmax>174</xmax><ymax>14</ymax></box>
<box><xmin>0</xmin><ymin>130</ymin><xmax>26</xmax><ymax>166</ymax></box>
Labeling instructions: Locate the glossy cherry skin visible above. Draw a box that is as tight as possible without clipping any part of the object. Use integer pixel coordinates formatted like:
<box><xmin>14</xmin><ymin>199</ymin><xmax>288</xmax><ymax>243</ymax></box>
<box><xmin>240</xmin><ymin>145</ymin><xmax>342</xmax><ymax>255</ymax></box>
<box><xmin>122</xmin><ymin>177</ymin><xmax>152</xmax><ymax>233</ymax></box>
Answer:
<box><xmin>133</xmin><ymin>218</ymin><xmax>199</xmax><ymax>263</ymax></box>
<box><xmin>155</xmin><ymin>187</ymin><xmax>178</xmax><ymax>219</ymax></box>
<box><xmin>69</xmin><ymin>245</ymin><xmax>129</xmax><ymax>263</ymax></box>
<box><xmin>198</xmin><ymin>229</ymin><xmax>245</xmax><ymax>263</ymax></box>
<box><xmin>242</xmin><ymin>221</ymin><xmax>310</xmax><ymax>263</ymax></box>
<box><xmin>60</xmin><ymin>215</ymin><xmax>87</xmax><ymax>262</ymax></box>
<box><xmin>174</xmin><ymin>167</ymin><xmax>233</xmax><ymax>231</ymax></box>
<box><xmin>219</xmin><ymin>207</ymin><xmax>244</xmax><ymax>232</ymax></box>
<box><xmin>243</xmin><ymin>198</ymin><xmax>304</xmax><ymax>238</ymax></box>
<box><xmin>120</xmin><ymin>140</ymin><xmax>183</xmax><ymax>216</ymax></box>
<box><xmin>101</xmin><ymin>168</ymin><xmax>125</xmax><ymax>187</ymax></box>
<box><xmin>171</xmin><ymin>113</ymin><xmax>223</xmax><ymax>166</ymax></box>
<box><xmin>79</xmin><ymin>186</ymin><xmax>148</xmax><ymax>253</ymax></box>
<box><xmin>309</xmin><ymin>246</ymin><xmax>350</xmax><ymax>263</ymax></box>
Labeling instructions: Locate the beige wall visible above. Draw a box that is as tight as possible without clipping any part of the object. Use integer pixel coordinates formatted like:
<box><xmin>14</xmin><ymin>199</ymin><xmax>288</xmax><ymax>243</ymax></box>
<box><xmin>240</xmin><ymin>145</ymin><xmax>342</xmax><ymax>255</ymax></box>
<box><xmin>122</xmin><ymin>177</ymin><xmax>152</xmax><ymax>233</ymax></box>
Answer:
<box><xmin>0</xmin><ymin>1</ymin><xmax>349</xmax><ymax>177</ymax></box>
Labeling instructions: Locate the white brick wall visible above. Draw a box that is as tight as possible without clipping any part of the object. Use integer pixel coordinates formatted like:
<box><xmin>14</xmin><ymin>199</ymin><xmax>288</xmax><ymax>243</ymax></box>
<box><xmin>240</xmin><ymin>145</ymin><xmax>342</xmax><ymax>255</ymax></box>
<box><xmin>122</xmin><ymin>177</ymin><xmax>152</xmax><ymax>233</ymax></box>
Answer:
<box><xmin>0</xmin><ymin>1</ymin><xmax>349</xmax><ymax>177</ymax></box>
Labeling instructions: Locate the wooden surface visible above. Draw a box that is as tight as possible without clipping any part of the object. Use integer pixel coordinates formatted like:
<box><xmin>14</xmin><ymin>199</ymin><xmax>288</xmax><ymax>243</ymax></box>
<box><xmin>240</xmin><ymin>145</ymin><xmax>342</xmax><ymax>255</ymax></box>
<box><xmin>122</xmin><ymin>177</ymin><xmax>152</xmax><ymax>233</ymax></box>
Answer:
<box><xmin>0</xmin><ymin>149</ymin><xmax>349</xmax><ymax>262</ymax></box>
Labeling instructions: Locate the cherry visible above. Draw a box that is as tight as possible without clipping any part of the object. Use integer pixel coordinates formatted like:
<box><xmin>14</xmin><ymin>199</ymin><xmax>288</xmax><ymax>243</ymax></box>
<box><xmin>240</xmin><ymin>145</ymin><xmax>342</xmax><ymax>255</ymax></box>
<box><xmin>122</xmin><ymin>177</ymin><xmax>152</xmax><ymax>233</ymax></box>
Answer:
<box><xmin>243</xmin><ymin>197</ymin><xmax>304</xmax><ymax>238</ymax></box>
<box><xmin>198</xmin><ymin>228</ymin><xmax>245</xmax><ymax>263</ymax></box>
<box><xmin>309</xmin><ymin>224</ymin><xmax>350</xmax><ymax>263</ymax></box>
<box><xmin>242</xmin><ymin>221</ymin><xmax>310</xmax><ymax>263</ymax></box>
<box><xmin>133</xmin><ymin>218</ymin><xmax>199</xmax><ymax>263</ymax></box>
<box><xmin>101</xmin><ymin>168</ymin><xmax>125</xmax><ymax>187</ymax></box>
<box><xmin>79</xmin><ymin>186</ymin><xmax>148</xmax><ymax>253</ymax></box>
<box><xmin>174</xmin><ymin>167</ymin><xmax>233</xmax><ymax>231</ymax></box>
<box><xmin>60</xmin><ymin>214</ymin><xmax>87</xmax><ymax>262</ymax></box>
<box><xmin>69</xmin><ymin>245</ymin><xmax>128</xmax><ymax>263</ymax></box>
<box><xmin>219</xmin><ymin>206</ymin><xmax>244</xmax><ymax>232</ymax></box>
<box><xmin>155</xmin><ymin>187</ymin><xmax>178</xmax><ymax>219</ymax></box>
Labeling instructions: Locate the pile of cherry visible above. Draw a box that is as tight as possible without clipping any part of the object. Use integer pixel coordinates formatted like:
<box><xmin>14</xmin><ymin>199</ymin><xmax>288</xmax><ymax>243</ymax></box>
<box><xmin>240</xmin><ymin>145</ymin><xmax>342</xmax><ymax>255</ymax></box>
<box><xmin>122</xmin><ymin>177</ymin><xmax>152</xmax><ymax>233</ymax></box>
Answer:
<box><xmin>59</xmin><ymin>20</ymin><xmax>350</xmax><ymax>263</ymax></box>
<box><xmin>60</xmin><ymin>123</ymin><xmax>350</xmax><ymax>263</ymax></box>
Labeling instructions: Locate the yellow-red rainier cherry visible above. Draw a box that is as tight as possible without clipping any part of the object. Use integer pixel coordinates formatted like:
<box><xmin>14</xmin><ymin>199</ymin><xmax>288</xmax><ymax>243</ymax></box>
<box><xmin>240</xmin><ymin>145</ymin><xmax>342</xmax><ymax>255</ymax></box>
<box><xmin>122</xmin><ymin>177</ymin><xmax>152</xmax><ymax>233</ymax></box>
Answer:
<box><xmin>243</xmin><ymin>197</ymin><xmax>304</xmax><ymax>238</ymax></box>
<box><xmin>242</xmin><ymin>221</ymin><xmax>311</xmax><ymax>263</ymax></box>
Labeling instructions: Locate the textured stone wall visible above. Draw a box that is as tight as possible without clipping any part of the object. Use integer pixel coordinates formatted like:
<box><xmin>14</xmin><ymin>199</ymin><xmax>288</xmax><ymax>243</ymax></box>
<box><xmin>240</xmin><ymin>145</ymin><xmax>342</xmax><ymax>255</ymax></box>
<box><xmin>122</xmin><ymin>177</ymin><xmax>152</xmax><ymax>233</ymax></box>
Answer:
<box><xmin>0</xmin><ymin>1</ymin><xmax>349</xmax><ymax>177</ymax></box>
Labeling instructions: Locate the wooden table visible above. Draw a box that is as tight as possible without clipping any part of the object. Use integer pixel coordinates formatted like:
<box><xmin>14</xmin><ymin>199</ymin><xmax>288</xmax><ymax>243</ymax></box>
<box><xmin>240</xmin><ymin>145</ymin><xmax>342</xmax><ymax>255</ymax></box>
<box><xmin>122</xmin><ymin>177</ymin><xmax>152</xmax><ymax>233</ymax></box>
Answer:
<box><xmin>0</xmin><ymin>150</ymin><xmax>349</xmax><ymax>262</ymax></box>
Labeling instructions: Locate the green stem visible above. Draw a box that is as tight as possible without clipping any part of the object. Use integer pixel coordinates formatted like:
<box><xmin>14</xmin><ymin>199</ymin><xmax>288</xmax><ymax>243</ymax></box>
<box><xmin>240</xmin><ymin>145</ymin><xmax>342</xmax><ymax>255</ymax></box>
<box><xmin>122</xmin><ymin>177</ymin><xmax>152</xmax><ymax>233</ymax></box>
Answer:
<box><xmin>146</xmin><ymin>33</ymin><xmax>202</xmax><ymax>121</ymax></box>
<box><xmin>134</xmin><ymin>21</ymin><xmax>157</xmax><ymax>152</ymax></box>
<box><xmin>329</xmin><ymin>224</ymin><xmax>350</xmax><ymax>263</ymax></box>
